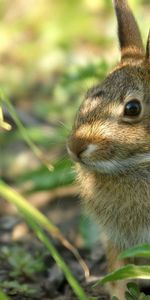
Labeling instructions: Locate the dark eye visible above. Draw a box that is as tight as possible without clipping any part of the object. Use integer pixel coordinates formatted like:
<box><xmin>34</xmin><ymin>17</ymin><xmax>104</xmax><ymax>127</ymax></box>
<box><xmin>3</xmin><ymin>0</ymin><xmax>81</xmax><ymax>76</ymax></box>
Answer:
<box><xmin>124</xmin><ymin>100</ymin><xmax>142</xmax><ymax>117</ymax></box>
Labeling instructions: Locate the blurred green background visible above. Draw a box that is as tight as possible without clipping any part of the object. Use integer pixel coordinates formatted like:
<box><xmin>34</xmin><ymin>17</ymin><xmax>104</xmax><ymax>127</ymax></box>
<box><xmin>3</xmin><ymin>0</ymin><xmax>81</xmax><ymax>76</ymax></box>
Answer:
<box><xmin>1</xmin><ymin>0</ymin><xmax>149</xmax><ymax>193</ymax></box>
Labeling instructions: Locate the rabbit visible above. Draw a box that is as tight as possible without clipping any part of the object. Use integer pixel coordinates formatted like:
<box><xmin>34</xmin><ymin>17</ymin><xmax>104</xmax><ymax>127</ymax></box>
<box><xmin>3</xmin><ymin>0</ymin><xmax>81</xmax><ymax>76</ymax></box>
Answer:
<box><xmin>67</xmin><ymin>0</ymin><xmax>150</xmax><ymax>299</ymax></box>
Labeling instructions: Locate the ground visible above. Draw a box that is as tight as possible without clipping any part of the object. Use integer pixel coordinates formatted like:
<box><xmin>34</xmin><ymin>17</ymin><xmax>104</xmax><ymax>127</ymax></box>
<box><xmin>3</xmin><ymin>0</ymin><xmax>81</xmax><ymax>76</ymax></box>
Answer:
<box><xmin>0</xmin><ymin>189</ymin><xmax>109</xmax><ymax>299</ymax></box>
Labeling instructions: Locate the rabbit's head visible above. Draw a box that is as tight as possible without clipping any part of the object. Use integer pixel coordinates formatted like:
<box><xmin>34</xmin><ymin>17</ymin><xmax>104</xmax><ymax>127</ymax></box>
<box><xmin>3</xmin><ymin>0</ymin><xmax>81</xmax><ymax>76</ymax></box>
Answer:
<box><xmin>67</xmin><ymin>0</ymin><xmax>150</xmax><ymax>174</ymax></box>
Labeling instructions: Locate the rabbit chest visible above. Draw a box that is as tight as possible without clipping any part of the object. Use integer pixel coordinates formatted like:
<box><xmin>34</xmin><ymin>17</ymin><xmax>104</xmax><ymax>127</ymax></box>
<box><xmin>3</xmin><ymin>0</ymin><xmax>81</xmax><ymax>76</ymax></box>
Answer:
<box><xmin>77</xmin><ymin>165</ymin><xmax>150</xmax><ymax>249</ymax></box>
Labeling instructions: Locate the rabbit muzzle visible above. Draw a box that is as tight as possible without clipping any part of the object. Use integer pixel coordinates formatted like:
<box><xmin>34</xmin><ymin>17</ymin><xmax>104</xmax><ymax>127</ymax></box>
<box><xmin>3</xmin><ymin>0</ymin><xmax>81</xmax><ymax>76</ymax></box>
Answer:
<box><xmin>67</xmin><ymin>132</ymin><xmax>115</xmax><ymax>169</ymax></box>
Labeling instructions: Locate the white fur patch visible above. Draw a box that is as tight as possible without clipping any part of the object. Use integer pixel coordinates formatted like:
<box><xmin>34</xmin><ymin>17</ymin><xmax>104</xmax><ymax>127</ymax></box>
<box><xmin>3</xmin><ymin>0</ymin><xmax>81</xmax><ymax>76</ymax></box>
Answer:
<box><xmin>83</xmin><ymin>144</ymin><xmax>98</xmax><ymax>156</ymax></box>
<box><xmin>82</xmin><ymin>153</ymin><xmax>150</xmax><ymax>174</ymax></box>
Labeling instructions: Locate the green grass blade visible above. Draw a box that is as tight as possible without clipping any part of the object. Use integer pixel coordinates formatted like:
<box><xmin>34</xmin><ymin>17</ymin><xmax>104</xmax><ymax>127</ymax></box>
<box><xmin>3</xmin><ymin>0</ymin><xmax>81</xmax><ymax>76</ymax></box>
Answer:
<box><xmin>0</xmin><ymin>91</ymin><xmax>53</xmax><ymax>171</ymax></box>
<box><xmin>0</xmin><ymin>180</ymin><xmax>60</xmax><ymax>236</ymax></box>
<box><xmin>0</xmin><ymin>180</ymin><xmax>90</xmax><ymax>299</ymax></box>
<box><xmin>0</xmin><ymin>289</ymin><xmax>10</xmax><ymax>300</ymax></box>
<box><xmin>127</xmin><ymin>282</ymin><xmax>140</xmax><ymax>298</ymax></box>
<box><xmin>96</xmin><ymin>265</ymin><xmax>150</xmax><ymax>285</ymax></box>
<box><xmin>0</xmin><ymin>180</ymin><xmax>89</xmax><ymax>278</ymax></box>
<box><xmin>119</xmin><ymin>244</ymin><xmax>150</xmax><ymax>259</ymax></box>
<box><xmin>23</xmin><ymin>214</ymin><xmax>89</xmax><ymax>300</ymax></box>
<box><xmin>16</xmin><ymin>159</ymin><xmax>74</xmax><ymax>193</ymax></box>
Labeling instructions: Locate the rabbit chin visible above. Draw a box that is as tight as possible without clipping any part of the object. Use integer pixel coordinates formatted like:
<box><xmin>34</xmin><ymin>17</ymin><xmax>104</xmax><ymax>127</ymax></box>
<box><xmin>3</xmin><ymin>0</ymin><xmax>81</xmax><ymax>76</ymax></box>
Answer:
<box><xmin>81</xmin><ymin>153</ymin><xmax>150</xmax><ymax>175</ymax></box>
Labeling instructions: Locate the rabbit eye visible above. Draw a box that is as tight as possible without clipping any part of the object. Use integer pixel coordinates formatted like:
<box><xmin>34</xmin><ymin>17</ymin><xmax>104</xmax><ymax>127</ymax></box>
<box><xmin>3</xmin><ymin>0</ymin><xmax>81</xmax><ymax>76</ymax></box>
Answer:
<box><xmin>124</xmin><ymin>100</ymin><xmax>141</xmax><ymax>117</ymax></box>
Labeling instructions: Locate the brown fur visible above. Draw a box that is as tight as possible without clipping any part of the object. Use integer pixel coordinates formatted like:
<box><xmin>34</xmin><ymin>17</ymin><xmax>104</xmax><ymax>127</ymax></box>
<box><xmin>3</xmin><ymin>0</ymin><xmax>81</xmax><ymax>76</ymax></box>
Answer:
<box><xmin>113</xmin><ymin>0</ymin><xmax>144</xmax><ymax>61</ymax></box>
<box><xmin>67</xmin><ymin>0</ymin><xmax>150</xmax><ymax>298</ymax></box>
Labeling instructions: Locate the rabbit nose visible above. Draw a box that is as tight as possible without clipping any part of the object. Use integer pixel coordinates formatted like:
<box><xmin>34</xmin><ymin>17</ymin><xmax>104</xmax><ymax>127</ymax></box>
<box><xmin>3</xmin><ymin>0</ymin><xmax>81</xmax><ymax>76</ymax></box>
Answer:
<box><xmin>67</xmin><ymin>136</ymin><xmax>87</xmax><ymax>161</ymax></box>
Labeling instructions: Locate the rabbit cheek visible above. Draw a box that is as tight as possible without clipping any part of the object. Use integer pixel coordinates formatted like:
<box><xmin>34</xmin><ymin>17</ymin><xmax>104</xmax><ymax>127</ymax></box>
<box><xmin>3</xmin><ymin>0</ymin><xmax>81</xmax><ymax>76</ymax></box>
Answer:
<box><xmin>94</xmin><ymin>140</ymin><xmax>115</xmax><ymax>161</ymax></box>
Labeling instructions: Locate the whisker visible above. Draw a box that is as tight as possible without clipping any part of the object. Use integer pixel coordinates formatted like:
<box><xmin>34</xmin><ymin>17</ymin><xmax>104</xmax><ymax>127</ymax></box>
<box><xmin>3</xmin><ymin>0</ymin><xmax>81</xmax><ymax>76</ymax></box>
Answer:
<box><xmin>82</xmin><ymin>152</ymin><xmax>150</xmax><ymax>175</ymax></box>
<box><xmin>57</xmin><ymin>121</ymin><xmax>71</xmax><ymax>132</ymax></box>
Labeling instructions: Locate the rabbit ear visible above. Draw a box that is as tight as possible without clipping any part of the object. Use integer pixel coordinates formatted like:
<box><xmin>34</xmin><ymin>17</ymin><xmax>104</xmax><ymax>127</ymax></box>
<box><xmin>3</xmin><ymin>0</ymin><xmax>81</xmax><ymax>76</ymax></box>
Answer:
<box><xmin>146</xmin><ymin>30</ymin><xmax>150</xmax><ymax>63</ymax></box>
<box><xmin>113</xmin><ymin>0</ymin><xmax>144</xmax><ymax>62</ymax></box>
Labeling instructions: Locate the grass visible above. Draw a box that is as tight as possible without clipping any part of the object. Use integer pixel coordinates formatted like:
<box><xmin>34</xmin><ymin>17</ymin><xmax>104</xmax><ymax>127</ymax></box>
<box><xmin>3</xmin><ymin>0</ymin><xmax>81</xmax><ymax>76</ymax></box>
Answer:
<box><xmin>0</xmin><ymin>0</ymin><xmax>150</xmax><ymax>299</ymax></box>
<box><xmin>0</xmin><ymin>180</ymin><xmax>90</xmax><ymax>300</ymax></box>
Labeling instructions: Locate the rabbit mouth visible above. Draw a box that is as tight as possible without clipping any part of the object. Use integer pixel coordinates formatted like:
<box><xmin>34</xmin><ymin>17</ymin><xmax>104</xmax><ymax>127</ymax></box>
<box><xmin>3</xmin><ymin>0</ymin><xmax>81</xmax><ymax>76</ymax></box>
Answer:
<box><xmin>81</xmin><ymin>153</ymin><xmax>150</xmax><ymax>174</ymax></box>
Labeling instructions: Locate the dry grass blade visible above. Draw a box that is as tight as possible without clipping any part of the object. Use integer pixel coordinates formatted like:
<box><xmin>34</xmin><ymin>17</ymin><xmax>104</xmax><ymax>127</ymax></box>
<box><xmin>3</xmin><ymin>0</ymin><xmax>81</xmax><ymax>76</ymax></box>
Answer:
<box><xmin>0</xmin><ymin>91</ymin><xmax>53</xmax><ymax>171</ymax></box>
<box><xmin>0</xmin><ymin>106</ymin><xmax>11</xmax><ymax>131</ymax></box>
